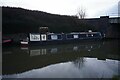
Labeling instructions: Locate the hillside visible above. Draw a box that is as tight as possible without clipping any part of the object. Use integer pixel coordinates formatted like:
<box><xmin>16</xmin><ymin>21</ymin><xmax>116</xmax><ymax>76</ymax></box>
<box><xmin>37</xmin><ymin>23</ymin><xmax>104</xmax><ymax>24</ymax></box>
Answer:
<box><xmin>2</xmin><ymin>7</ymin><xmax>95</xmax><ymax>34</ymax></box>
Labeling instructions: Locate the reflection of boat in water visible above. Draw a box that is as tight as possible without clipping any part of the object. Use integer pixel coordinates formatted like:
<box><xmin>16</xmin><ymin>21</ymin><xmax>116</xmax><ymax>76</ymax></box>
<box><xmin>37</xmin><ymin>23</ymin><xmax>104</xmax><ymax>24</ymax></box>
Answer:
<box><xmin>3</xmin><ymin>41</ymin><xmax>119</xmax><ymax>75</ymax></box>
<box><xmin>27</xmin><ymin>42</ymin><xmax>102</xmax><ymax>56</ymax></box>
<box><xmin>19</xmin><ymin>41</ymin><xmax>103</xmax><ymax>57</ymax></box>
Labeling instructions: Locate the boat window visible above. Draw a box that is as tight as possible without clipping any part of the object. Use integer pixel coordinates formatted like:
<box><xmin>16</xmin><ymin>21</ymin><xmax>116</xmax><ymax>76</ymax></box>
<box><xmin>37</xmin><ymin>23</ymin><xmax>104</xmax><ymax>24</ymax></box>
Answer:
<box><xmin>58</xmin><ymin>35</ymin><xmax>62</xmax><ymax>39</ymax></box>
<box><xmin>47</xmin><ymin>35</ymin><xmax>51</xmax><ymax>40</ymax></box>
<box><xmin>51</xmin><ymin>35</ymin><xmax>58</xmax><ymax>40</ymax></box>
<box><xmin>93</xmin><ymin>34</ymin><xmax>100</xmax><ymax>37</ymax></box>
<box><xmin>48</xmin><ymin>34</ymin><xmax>62</xmax><ymax>40</ymax></box>
<box><xmin>79</xmin><ymin>34</ymin><xmax>86</xmax><ymax>38</ymax></box>
<box><xmin>74</xmin><ymin>35</ymin><xmax>78</xmax><ymax>39</ymax></box>
<box><xmin>41</xmin><ymin>34</ymin><xmax>47</xmax><ymax>41</ymax></box>
<box><xmin>30</xmin><ymin>34</ymin><xmax>40</xmax><ymax>41</ymax></box>
<box><xmin>67</xmin><ymin>34</ymin><xmax>73</xmax><ymax>39</ymax></box>
<box><xmin>88</xmin><ymin>34</ymin><xmax>93</xmax><ymax>37</ymax></box>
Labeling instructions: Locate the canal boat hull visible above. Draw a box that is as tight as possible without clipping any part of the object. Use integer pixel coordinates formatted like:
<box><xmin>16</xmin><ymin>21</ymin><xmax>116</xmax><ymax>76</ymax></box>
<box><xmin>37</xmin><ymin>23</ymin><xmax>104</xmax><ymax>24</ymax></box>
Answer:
<box><xmin>25</xmin><ymin>32</ymin><xmax>102</xmax><ymax>46</ymax></box>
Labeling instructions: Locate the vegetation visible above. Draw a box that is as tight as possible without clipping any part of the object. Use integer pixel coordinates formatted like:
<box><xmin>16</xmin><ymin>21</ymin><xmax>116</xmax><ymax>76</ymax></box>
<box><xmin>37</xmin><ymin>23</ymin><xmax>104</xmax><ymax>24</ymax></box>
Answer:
<box><xmin>2</xmin><ymin>7</ymin><xmax>97</xmax><ymax>34</ymax></box>
<box><xmin>76</xmin><ymin>7</ymin><xmax>86</xmax><ymax>19</ymax></box>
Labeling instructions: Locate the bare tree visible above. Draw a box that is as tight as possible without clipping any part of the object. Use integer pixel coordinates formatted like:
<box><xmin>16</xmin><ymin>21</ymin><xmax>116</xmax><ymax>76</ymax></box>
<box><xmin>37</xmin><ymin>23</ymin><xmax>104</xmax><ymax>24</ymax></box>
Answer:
<box><xmin>76</xmin><ymin>7</ymin><xmax>86</xmax><ymax>19</ymax></box>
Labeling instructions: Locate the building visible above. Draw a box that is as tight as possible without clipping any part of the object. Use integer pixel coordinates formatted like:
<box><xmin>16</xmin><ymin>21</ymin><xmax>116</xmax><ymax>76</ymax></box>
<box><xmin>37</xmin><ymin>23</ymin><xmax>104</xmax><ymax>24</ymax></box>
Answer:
<box><xmin>79</xmin><ymin>16</ymin><xmax>120</xmax><ymax>38</ymax></box>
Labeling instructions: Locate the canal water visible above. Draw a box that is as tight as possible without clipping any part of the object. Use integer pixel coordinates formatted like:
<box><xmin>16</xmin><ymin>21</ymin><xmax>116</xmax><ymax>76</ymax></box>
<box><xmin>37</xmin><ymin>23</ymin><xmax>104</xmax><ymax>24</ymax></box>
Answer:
<box><xmin>2</xmin><ymin>40</ymin><xmax>120</xmax><ymax>78</ymax></box>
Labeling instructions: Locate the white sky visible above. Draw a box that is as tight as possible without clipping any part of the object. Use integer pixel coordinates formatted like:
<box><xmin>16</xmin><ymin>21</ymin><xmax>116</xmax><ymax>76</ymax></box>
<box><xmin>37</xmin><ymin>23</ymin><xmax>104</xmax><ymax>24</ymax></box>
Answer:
<box><xmin>0</xmin><ymin>0</ymin><xmax>119</xmax><ymax>18</ymax></box>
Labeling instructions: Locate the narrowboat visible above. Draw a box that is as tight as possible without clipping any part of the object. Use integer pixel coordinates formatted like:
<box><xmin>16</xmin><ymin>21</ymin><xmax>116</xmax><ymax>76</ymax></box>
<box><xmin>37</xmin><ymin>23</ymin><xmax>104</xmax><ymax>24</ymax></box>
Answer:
<box><xmin>2</xmin><ymin>37</ymin><xmax>13</xmax><ymax>45</ymax></box>
<box><xmin>21</xmin><ymin>31</ymin><xmax>102</xmax><ymax>45</ymax></box>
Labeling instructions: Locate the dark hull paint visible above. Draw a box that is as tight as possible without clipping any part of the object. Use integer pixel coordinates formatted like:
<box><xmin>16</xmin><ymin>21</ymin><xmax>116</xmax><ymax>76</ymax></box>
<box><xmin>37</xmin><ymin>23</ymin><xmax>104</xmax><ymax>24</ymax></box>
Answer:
<box><xmin>28</xmin><ymin>38</ymin><xmax>101</xmax><ymax>46</ymax></box>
